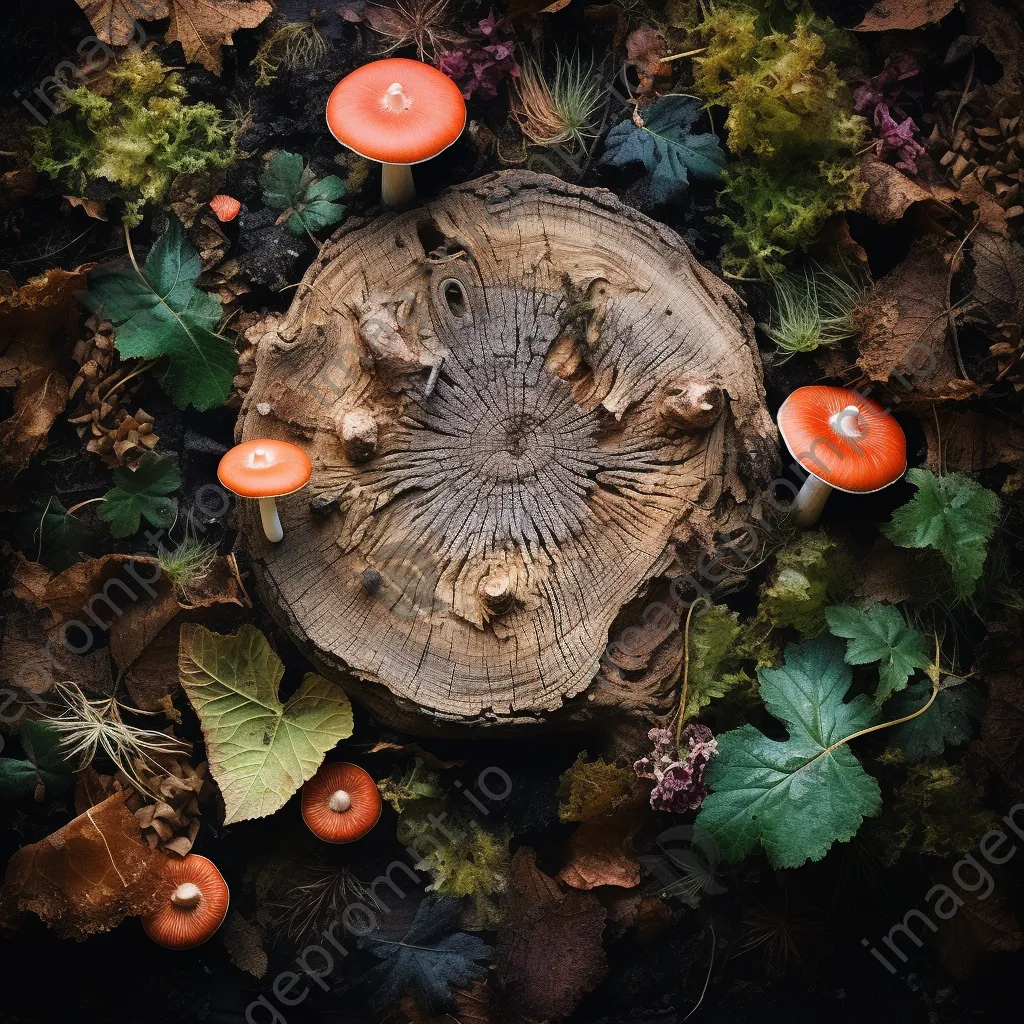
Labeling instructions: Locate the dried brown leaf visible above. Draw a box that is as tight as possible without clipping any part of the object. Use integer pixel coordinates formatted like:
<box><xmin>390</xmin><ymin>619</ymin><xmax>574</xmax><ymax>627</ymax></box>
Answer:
<box><xmin>221</xmin><ymin>910</ymin><xmax>269</xmax><ymax>978</ymax></box>
<box><xmin>854</xmin><ymin>0</ymin><xmax>956</xmax><ymax>32</ymax></box>
<box><xmin>932</xmin><ymin>865</ymin><xmax>1022</xmax><ymax>978</ymax></box>
<box><xmin>557</xmin><ymin>802</ymin><xmax>646</xmax><ymax>890</ymax></box>
<box><xmin>860</xmin><ymin>156</ymin><xmax>955</xmax><ymax>225</ymax></box>
<box><xmin>855</xmin><ymin>236</ymin><xmax>980</xmax><ymax>402</ymax></box>
<box><xmin>168</xmin><ymin>0</ymin><xmax>272</xmax><ymax>73</ymax></box>
<box><xmin>977</xmin><ymin>613</ymin><xmax>1024</xmax><ymax>795</ymax></box>
<box><xmin>972</xmin><ymin>229</ymin><xmax>1024</xmax><ymax>324</ymax></box>
<box><xmin>368</xmin><ymin>741</ymin><xmax>465</xmax><ymax>771</ymax></box>
<box><xmin>496</xmin><ymin>848</ymin><xmax>607</xmax><ymax>1021</ymax></box>
<box><xmin>400</xmin><ymin>980</ymin><xmax>493</xmax><ymax>1024</ymax></box>
<box><xmin>0</xmin><ymin>792</ymin><xmax>164</xmax><ymax>940</ymax></box>
<box><xmin>74</xmin><ymin>0</ymin><xmax>170</xmax><ymax>45</ymax></box>
<box><xmin>0</xmin><ymin>265</ymin><xmax>92</xmax><ymax>484</ymax></box>
<box><xmin>922</xmin><ymin>410</ymin><xmax>1024</xmax><ymax>473</ymax></box>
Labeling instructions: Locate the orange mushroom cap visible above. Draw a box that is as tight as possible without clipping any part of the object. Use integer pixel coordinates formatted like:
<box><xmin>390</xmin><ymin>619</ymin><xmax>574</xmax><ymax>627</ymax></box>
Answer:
<box><xmin>210</xmin><ymin>194</ymin><xmax>242</xmax><ymax>223</ymax></box>
<box><xmin>142</xmin><ymin>854</ymin><xmax>229</xmax><ymax>949</ymax></box>
<box><xmin>326</xmin><ymin>58</ymin><xmax>466</xmax><ymax>165</ymax></box>
<box><xmin>217</xmin><ymin>439</ymin><xmax>312</xmax><ymax>498</ymax></box>
<box><xmin>302</xmin><ymin>762</ymin><xmax>382</xmax><ymax>843</ymax></box>
<box><xmin>777</xmin><ymin>386</ymin><xmax>906</xmax><ymax>494</ymax></box>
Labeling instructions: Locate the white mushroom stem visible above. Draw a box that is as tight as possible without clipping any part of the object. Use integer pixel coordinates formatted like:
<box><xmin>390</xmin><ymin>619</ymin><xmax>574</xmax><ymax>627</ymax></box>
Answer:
<box><xmin>259</xmin><ymin>496</ymin><xmax>284</xmax><ymax>543</ymax></box>
<box><xmin>381</xmin><ymin>163</ymin><xmax>416</xmax><ymax>206</ymax></box>
<box><xmin>170</xmin><ymin>882</ymin><xmax>202</xmax><ymax>910</ymax></box>
<box><xmin>791</xmin><ymin>475</ymin><xmax>833</xmax><ymax>528</ymax></box>
<box><xmin>329</xmin><ymin>790</ymin><xmax>352</xmax><ymax>813</ymax></box>
<box><xmin>378</xmin><ymin>83</ymin><xmax>417</xmax><ymax>206</ymax></box>
<box><xmin>790</xmin><ymin>405</ymin><xmax>865</xmax><ymax>528</ymax></box>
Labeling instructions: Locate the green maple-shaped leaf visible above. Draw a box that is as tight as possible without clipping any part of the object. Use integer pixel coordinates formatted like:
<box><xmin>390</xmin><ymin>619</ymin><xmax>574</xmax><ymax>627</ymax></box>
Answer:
<box><xmin>0</xmin><ymin>721</ymin><xmax>74</xmax><ymax>801</ymax></box>
<box><xmin>178</xmin><ymin>624</ymin><xmax>353</xmax><ymax>824</ymax></box>
<box><xmin>261</xmin><ymin>151</ymin><xmax>346</xmax><ymax>235</ymax></box>
<box><xmin>887</xmin><ymin>678</ymin><xmax>984</xmax><ymax>764</ymax></box>
<box><xmin>360</xmin><ymin>897</ymin><xmax>491</xmax><ymax>1015</ymax></box>
<box><xmin>825</xmin><ymin>603</ymin><xmax>931</xmax><ymax>702</ymax></box>
<box><xmin>695</xmin><ymin>636</ymin><xmax>882</xmax><ymax>869</ymax></box>
<box><xmin>599</xmin><ymin>94</ymin><xmax>726</xmax><ymax>203</ymax></box>
<box><xmin>99</xmin><ymin>452</ymin><xmax>181</xmax><ymax>538</ymax></box>
<box><xmin>883</xmin><ymin>469</ymin><xmax>1001</xmax><ymax>598</ymax></box>
<box><xmin>83</xmin><ymin>218</ymin><xmax>235</xmax><ymax>410</ymax></box>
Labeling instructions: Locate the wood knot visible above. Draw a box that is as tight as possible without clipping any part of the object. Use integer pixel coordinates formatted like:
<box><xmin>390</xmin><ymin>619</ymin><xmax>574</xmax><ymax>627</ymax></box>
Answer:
<box><xmin>338</xmin><ymin>409</ymin><xmax>378</xmax><ymax>463</ymax></box>
<box><xmin>657</xmin><ymin>380</ymin><xmax>725</xmax><ymax>433</ymax></box>
<box><xmin>479</xmin><ymin>572</ymin><xmax>516</xmax><ymax>619</ymax></box>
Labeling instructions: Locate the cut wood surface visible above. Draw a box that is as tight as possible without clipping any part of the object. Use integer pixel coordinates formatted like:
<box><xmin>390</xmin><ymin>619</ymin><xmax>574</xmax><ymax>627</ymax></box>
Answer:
<box><xmin>236</xmin><ymin>170</ymin><xmax>777</xmax><ymax>734</ymax></box>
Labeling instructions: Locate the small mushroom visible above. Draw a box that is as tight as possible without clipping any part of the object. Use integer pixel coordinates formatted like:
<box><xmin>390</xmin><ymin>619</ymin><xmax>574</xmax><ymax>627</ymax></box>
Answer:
<box><xmin>142</xmin><ymin>854</ymin><xmax>229</xmax><ymax>950</ymax></box>
<box><xmin>218</xmin><ymin>439</ymin><xmax>312</xmax><ymax>543</ymax></box>
<box><xmin>777</xmin><ymin>385</ymin><xmax>907</xmax><ymax>528</ymax></box>
<box><xmin>326</xmin><ymin>58</ymin><xmax>467</xmax><ymax>207</ymax></box>
<box><xmin>338</xmin><ymin>409</ymin><xmax>378</xmax><ymax>463</ymax></box>
<box><xmin>302</xmin><ymin>762</ymin><xmax>382</xmax><ymax>843</ymax></box>
<box><xmin>657</xmin><ymin>379</ymin><xmax>725</xmax><ymax>433</ymax></box>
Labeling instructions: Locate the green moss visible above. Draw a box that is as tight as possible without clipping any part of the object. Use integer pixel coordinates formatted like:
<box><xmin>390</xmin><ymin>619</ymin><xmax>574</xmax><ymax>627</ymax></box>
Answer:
<box><xmin>692</xmin><ymin>6</ymin><xmax>866</xmax><ymax>278</ymax></box>
<box><xmin>31</xmin><ymin>51</ymin><xmax>233</xmax><ymax>226</ymax></box>
<box><xmin>557</xmin><ymin>752</ymin><xmax>639</xmax><ymax>822</ymax></box>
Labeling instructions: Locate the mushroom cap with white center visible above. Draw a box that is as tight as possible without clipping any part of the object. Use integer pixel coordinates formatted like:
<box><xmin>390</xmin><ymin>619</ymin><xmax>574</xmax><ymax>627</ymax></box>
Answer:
<box><xmin>301</xmin><ymin>762</ymin><xmax>382</xmax><ymax>843</ymax></box>
<box><xmin>217</xmin><ymin>439</ymin><xmax>312</xmax><ymax>498</ymax></box>
<box><xmin>142</xmin><ymin>854</ymin><xmax>229</xmax><ymax>949</ymax></box>
<box><xmin>326</xmin><ymin>58</ymin><xmax>467</xmax><ymax>166</ymax></box>
<box><xmin>777</xmin><ymin>385</ymin><xmax>907</xmax><ymax>494</ymax></box>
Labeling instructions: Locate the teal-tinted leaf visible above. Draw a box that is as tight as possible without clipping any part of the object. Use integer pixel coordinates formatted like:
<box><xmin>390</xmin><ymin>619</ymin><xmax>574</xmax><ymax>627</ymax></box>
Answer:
<box><xmin>825</xmin><ymin>603</ymin><xmax>931</xmax><ymax>702</ymax></box>
<box><xmin>695</xmin><ymin>637</ymin><xmax>882</xmax><ymax>869</ymax></box>
<box><xmin>15</xmin><ymin>496</ymin><xmax>98</xmax><ymax>572</ymax></box>
<box><xmin>99</xmin><ymin>452</ymin><xmax>181</xmax><ymax>538</ymax></box>
<box><xmin>887</xmin><ymin>678</ymin><xmax>984</xmax><ymax>764</ymax></box>
<box><xmin>261</xmin><ymin>151</ymin><xmax>346</xmax><ymax>235</ymax></box>
<box><xmin>360</xmin><ymin>897</ymin><xmax>491</xmax><ymax>1014</ymax></box>
<box><xmin>883</xmin><ymin>469</ymin><xmax>1001</xmax><ymax>598</ymax></box>
<box><xmin>82</xmin><ymin>219</ymin><xmax>235</xmax><ymax>411</ymax></box>
<box><xmin>599</xmin><ymin>95</ymin><xmax>725</xmax><ymax>203</ymax></box>
<box><xmin>0</xmin><ymin>721</ymin><xmax>74</xmax><ymax>801</ymax></box>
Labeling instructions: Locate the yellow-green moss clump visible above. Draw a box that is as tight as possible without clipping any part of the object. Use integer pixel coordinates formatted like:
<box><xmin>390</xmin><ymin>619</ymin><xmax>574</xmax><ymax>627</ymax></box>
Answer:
<box><xmin>693</xmin><ymin>5</ymin><xmax>866</xmax><ymax>278</ymax></box>
<box><xmin>31</xmin><ymin>51</ymin><xmax>233</xmax><ymax>226</ymax></box>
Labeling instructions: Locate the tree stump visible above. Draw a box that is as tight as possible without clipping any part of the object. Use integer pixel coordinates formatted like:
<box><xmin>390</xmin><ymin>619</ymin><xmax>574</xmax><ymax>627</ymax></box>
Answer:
<box><xmin>236</xmin><ymin>171</ymin><xmax>778</xmax><ymax>736</ymax></box>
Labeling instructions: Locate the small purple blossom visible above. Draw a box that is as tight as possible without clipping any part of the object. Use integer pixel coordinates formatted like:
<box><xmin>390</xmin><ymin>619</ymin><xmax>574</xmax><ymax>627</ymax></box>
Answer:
<box><xmin>874</xmin><ymin>106</ymin><xmax>927</xmax><ymax>175</ymax></box>
<box><xmin>634</xmin><ymin>724</ymin><xmax>719</xmax><ymax>813</ymax></box>
<box><xmin>436</xmin><ymin>9</ymin><xmax>520</xmax><ymax>100</ymax></box>
<box><xmin>852</xmin><ymin>54</ymin><xmax>919</xmax><ymax>118</ymax></box>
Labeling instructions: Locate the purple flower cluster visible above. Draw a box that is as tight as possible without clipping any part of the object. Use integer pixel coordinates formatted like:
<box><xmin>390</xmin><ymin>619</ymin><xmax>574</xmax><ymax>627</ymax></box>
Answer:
<box><xmin>853</xmin><ymin>54</ymin><xmax>927</xmax><ymax>175</ymax></box>
<box><xmin>437</xmin><ymin>10</ymin><xmax>519</xmax><ymax>100</ymax></box>
<box><xmin>633</xmin><ymin>724</ymin><xmax>719</xmax><ymax>813</ymax></box>
<box><xmin>873</xmin><ymin>107</ymin><xmax>927</xmax><ymax>175</ymax></box>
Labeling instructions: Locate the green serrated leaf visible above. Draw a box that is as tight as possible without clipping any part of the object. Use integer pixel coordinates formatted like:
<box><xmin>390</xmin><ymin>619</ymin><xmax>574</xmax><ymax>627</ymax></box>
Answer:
<box><xmin>0</xmin><ymin>721</ymin><xmax>74</xmax><ymax>801</ymax></box>
<box><xmin>98</xmin><ymin>452</ymin><xmax>181</xmax><ymax>538</ymax></box>
<box><xmin>599</xmin><ymin>94</ymin><xmax>726</xmax><ymax>203</ymax></box>
<box><xmin>883</xmin><ymin>469</ymin><xmax>1001</xmax><ymax>598</ymax></box>
<box><xmin>887</xmin><ymin>678</ymin><xmax>984</xmax><ymax>764</ymax></box>
<box><xmin>14</xmin><ymin>496</ymin><xmax>97</xmax><ymax>572</ymax></box>
<box><xmin>695</xmin><ymin>636</ymin><xmax>882</xmax><ymax>869</ymax></box>
<box><xmin>825</xmin><ymin>603</ymin><xmax>931</xmax><ymax>702</ymax></box>
<box><xmin>178</xmin><ymin>624</ymin><xmax>354</xmax><ymax>824</ymax></box>
<box><xmin>82</xmin><ymin>219</ymin><xmax>235</xmax><ymax>410</ymax></box>
<box><xmin>262</xmin><ymin>151</ymin><xmax>346</xmax><ymax>235</ymax></box>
